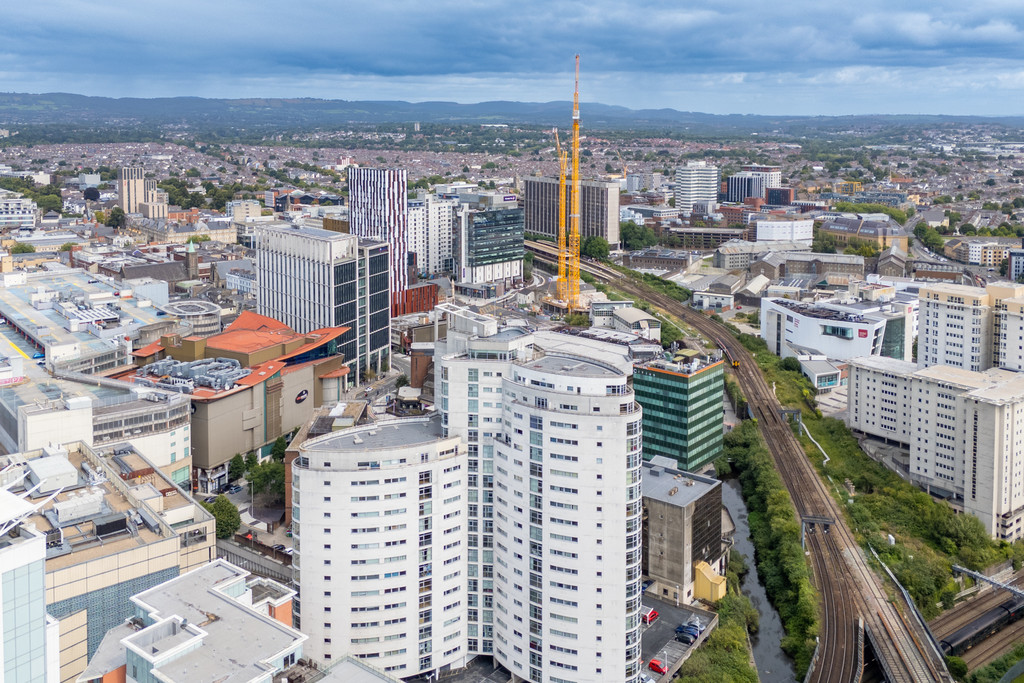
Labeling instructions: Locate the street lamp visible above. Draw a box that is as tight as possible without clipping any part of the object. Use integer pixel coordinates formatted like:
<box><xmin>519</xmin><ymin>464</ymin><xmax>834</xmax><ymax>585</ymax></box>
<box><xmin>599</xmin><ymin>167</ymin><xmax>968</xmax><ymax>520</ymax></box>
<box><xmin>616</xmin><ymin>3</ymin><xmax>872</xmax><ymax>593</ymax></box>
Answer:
<box><xmin>675</xmin><ymin>584</ymin><xmax>679</xmax><ymax>607</ymax></box>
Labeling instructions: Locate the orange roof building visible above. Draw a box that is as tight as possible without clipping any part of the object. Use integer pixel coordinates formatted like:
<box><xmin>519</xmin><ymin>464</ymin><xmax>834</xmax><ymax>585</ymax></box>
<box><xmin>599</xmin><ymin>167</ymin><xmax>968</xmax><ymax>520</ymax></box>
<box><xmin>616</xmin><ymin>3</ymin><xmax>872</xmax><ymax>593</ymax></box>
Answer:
<box><xmin>122</xmin><ymin>312</ymin><xmax>357</xmax><ymax>494</ymax></box>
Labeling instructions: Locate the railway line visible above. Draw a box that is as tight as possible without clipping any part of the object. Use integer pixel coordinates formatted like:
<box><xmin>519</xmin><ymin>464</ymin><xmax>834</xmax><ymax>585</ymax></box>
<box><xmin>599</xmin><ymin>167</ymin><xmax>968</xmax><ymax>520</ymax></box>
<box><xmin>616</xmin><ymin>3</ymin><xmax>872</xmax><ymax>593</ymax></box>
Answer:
<box><xmin>526</xmin><ymin>242</ymin><xmax>954</xmax><ymax>682</ymax></box>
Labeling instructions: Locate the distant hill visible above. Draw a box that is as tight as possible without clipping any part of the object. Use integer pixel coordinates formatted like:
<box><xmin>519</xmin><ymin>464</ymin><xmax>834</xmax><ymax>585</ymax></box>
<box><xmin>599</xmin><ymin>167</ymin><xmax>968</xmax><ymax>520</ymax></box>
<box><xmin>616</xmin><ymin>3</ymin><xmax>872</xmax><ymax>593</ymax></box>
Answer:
<box><xmin>1</xmin><ymin>92</ymin><xmax>1023</xmax><ymax>133</ymax></box>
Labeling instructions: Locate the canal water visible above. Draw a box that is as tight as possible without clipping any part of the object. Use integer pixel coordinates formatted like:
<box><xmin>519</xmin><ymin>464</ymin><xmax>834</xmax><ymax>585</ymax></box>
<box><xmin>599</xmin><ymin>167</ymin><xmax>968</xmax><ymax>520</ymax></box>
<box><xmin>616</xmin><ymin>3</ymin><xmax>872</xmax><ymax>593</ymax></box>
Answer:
<box><xmin>722</xmin><ymin>478</ymin><xmax>799</xmax><ymax>683</ymax></box>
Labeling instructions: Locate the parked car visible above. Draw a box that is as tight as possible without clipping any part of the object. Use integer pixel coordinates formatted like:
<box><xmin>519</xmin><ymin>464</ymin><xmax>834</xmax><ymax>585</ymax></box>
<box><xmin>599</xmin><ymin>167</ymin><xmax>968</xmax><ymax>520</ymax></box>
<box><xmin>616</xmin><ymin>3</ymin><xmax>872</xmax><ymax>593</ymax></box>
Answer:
<box><xmin>641</xmin><ymin>580</ymin><xmax>654</xmax><ymax>593</ymax></box>
<box><xmin>272</xmin><ymin>544</ymin><xmax>286</xmax><ymax>551</ymax></box>
<box><xmin>648</xmin><ymin>659</ymin><xmax>668</xmax><ymax>675</ymax></box>
<box><xmin>641</xmin><ymin>607</ymin><xmax>659</xmax><ymax>625</ymax></box>
<box><xmin>675</xmin><ymin>632</ymin><xmax>695</xmax><ymax>645</ymax></box>
<box><xmin>203</xmin><ymin>496</ymin><xmax>217</xmax><ymax>504</ymax></box>
<box><xmin>228</xmin><ymin>484</ymin><xmax>243</xmax><ymax>494</ymax></box>
<box><xmin>32</xmin><ymin>352</ymin><xmax>44</xmax><ymax>359</ymax></box>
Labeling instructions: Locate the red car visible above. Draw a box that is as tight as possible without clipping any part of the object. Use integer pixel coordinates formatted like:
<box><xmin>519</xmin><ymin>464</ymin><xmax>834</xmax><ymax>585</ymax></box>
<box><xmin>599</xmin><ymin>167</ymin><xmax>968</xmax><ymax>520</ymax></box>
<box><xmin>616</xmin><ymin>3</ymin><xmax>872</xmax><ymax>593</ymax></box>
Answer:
<box><xmin>649</xmin><ymin>659</ymin><xmax>668</xmax><ymax>675</ymax></box>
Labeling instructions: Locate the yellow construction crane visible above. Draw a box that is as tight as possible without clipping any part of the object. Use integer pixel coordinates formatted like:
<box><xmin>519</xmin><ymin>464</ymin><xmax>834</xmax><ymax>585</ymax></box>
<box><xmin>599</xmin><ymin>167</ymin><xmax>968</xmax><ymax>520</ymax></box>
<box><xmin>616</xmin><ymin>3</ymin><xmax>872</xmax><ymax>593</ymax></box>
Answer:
<box><xmin>554</xmin><ymin>130</ymin><xmax>569</xmax><ymax>303</ymax></box>
<box><xmin>616</xmin><ymin>150</ymin><xmax>628</xmax><ymax>179</ymax></box>
<box><xmin>567</xmin><ymin>55</ymin><xmax>582</xmax><ymax>311</ymax></box>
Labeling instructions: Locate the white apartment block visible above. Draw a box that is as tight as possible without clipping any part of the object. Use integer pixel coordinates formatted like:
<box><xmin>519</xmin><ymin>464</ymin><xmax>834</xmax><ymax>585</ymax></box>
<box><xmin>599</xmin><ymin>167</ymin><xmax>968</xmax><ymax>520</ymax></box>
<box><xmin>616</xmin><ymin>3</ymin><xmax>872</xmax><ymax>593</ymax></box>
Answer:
<box><xmin>995</xmin><ymin>294</ymin><xmax>1024</xmax><ymax>372</ymax></box>
<box><xmin>919</xmin><ymin>283</ymin><xmax>1024</xmax><ymax>372</ymax></box>
<box><xmin>437</xmin><ymin>307</ymin><xmax>644</xmax><ymax>683</ymax></box>
<box><xmin>755</xmin><ymin>217</ymin><xmax>813</xmax><ymax>244</ymax></box>
<box><xmin>408</xmin><ymin>195</ymin><xmax>458</xmax><ymax>275</ymax></box>
<box><xmin>292</xmin><ymin>416</ymin><xmax>470</xmax><ymax>677</ymax></box>
<box><xmin>0</xmin><ymin>189</ymin><xmax>38</xmax><ymax>228</ymax></box>
<box><xmin>848</xmin><ymin>356</ymin><xmax>1024</xmax><ymax>540</ymax></box>
<box><xmin>674</xmin><ymin>161</ymin><xmax>719</xmax><ymax>213</ymax></box>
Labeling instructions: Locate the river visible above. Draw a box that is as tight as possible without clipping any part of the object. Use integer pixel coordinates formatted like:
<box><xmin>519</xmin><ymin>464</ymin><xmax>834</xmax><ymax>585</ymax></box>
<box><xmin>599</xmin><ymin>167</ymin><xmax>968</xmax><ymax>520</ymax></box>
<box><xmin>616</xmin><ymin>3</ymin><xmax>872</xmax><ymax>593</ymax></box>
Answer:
<box><xmin>722</xmin><ymin>478</ymin><xmax>798</xmax><ymax>682</ymax></box>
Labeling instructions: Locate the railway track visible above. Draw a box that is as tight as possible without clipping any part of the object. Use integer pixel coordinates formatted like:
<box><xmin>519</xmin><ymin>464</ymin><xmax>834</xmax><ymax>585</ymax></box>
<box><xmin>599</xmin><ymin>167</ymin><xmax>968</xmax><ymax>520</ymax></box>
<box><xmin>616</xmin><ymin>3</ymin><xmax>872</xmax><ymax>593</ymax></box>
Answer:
<box><xmin>961</xmin><ymin>617</ymin><xmax>1024</xmax><ymax>668</ymax></box>
<box><xmin>526</xmin><ymin>243</ymin><xmax>954</xmax><ymax>683</ymax></box>
<box><xmin>931</xmin><ymin>572</ymin><xmax>1024</xmax><ymax>639</ymax></box>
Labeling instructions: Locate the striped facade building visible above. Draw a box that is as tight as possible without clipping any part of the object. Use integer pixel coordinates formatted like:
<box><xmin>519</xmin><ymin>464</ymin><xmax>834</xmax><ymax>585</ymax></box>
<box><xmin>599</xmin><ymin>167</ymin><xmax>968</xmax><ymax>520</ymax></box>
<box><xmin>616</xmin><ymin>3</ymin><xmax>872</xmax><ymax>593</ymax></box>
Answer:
<box><xmin>348</xmin><ymin>167</ymin><xmax>410</xmax><ymax>315</ymax></box>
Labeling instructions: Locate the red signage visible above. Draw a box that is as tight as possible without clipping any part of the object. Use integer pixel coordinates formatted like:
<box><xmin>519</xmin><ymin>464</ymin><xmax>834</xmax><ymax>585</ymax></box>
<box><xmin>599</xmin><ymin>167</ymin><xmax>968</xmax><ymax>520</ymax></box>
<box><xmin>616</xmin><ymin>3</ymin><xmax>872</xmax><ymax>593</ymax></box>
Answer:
<box><xmin>858</xmin><ymin>329</ymin><xmax>868</xmax><ymax>338</ymax></box>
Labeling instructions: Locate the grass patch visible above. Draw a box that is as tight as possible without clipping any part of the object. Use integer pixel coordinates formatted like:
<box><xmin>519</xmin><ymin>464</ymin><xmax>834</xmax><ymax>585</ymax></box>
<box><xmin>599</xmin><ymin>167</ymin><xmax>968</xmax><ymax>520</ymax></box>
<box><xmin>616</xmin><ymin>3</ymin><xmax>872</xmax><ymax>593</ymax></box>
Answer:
<box><xmin>725</xmin><ymin>334</ymin><xmax>1021</xmax><ymax>619</ymax></box>
<box><xmin>675</xmin><ymin>550</ymin><xmax>759</xmax><ymax>683</ymax></box>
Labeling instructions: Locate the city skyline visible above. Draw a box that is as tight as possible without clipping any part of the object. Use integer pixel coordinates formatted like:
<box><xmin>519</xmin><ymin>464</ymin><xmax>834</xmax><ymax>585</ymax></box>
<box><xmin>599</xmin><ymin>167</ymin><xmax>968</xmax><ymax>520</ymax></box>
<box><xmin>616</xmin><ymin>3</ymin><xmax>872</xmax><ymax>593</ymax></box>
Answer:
<box><xmin>1</xmin><ymin>1</ymin><xmax>1023</xmax><ymax>117</ymax></box>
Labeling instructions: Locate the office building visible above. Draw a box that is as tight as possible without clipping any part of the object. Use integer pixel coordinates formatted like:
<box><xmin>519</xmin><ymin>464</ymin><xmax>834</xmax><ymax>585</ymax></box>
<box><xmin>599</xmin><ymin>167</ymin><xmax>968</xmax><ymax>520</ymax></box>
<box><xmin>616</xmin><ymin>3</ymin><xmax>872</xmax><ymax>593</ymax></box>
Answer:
<box><xmin>408</xmin><ymin>195</ymin><xmax>459</xmax><ymax>275</ymax></box>
<box><xmin>456</xmin><ymin>207</ymin><xmax>525</xmax><ymax>284</ymax></box>
<box><xmin>437</xmin><ymin>308</ymin><xmax>644</xmax><ymax>682</ymax></box>
<box><xmin>712</xmin><ymin>239</ymin><xmax>812</xmax><ymax>270</ymax></box>
<box><xmin>116</xmin><ymin>167</ymin><xmax>145</xmax><ymax>214</ymax></box>
<box><xmin>292</xmin><ymin>416</ymin><xmax>469</xmax><ymax>677</ymax></box>
<box><xmin>0</xmin><ymin>189</ymin><xmax>38</xmax><ymax>228</ymax></box>
<box><xmin>633</xmin><ymin>356</ymin><xmax>724</xmax><ymax>471</ymax></box>
<box><xmin>255</xmin><ymin>223</ymin><xmax>391</xmax><ymax>384</ymax></box>
<box><xmin>755</xmin><ymin>217</ymin><xmax>813</xmax><ymax>244</ymax></box>
<box><xmin>0</xmin><ymin>484</ymin><xmax>60</xmax><ymax>683</ymax></box>
<box><xmin>765</xmin><ymin>187</ymin><xmax>795</xmax><ymax>205</ymax></box>
<box><xmin>1007</xmin><ymin>249</ymin><xmax>1024</xmax><ymax>282</ymax></box>
<box><xmin>674</xmin><ymin>161</ymin><xmax>720</xmax><ymax>214</ymax></box>
<box><xmin>2</xmin><ymin>441</ymin><xmax>214</xmax><ymax>682</ymax></box>
<box><xmin>79</xmin><ymin>559</ymin><xmax>304</xmax><ymax>683</ymax></box>
<box><xmin>816</xmin><ymin>216</ymin><xmax>909</xmax><ymax>252</ymax></box>
<box><xmin>848</xmin><ymin>356</ymin><xmax>1024</xmax><ymax>540</ymax></box>
<box><xmin>761</xmin><ymin>298</ymin><xmax>887</xmax><ymax>361</ymax></box>
<box><xmin>348</xmin><ymin>167</ymin><xmax>411</xmax><ymax>315</ymax></box>
<box><xmin>641</xmin><ymin>457</ymin><xmax>726</xmax><ymax>604</ymax></box>
<box><xmin>741</xmin><ymin>165</ymin><xmax>782</xmax><ymax>189</ymax></box>
<box><xmin>725</xmin><ymin>172</ymin><xmax>766</xmax><ymax>203</ymax></box>
<box><xmin>523</xmin><ymin>176</ymin><xmax>620</xmax><ymax>247</ymax></box>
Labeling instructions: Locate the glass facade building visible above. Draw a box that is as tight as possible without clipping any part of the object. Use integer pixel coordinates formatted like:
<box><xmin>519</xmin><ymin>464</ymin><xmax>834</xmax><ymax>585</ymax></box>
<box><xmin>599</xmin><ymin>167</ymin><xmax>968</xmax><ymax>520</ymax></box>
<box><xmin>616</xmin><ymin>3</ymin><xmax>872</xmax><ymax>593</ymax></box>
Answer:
<box><xmin>633</xmin><ymin>359</ymin><xmax>724</xmax><ymax>471</ymax></box>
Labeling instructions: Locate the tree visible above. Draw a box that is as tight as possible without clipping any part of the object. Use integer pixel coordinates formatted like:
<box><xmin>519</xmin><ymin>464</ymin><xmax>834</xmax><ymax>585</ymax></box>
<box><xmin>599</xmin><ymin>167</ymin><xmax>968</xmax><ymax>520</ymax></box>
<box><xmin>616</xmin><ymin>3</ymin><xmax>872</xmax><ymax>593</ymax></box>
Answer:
<box><xmin>244</xmin><ymin>451</ymin><xmax>258</xmax><ymax>473</ymax></box>
<box><xmin>187</xmin><ymin>235</ymin><xmax>211</xmax><ymax>244</ymax></box>
<box><xmin>202</xmin><ymin>495</ymin><xmax>241</xmax><ymax>539</ymax></box>
<box><xmin>564</xmin><ymin>312</ymin><xmax>591</xmax><ymax>327</ymax></box>
<box><xmin>395</xmin><ymin>374</ymin><xmax>410</xmax><ymax>389</ymax></box>
<box><xmin>781</xmin><ymin>357</ymin><xmax>802</xmax><ymax>372</ymax></box>
<box><xmin>581</xmin><ymin>236</ymin><xmax>610</xmax><ymax>259</ymax></box>
<box><xmin>83</xmin><ymin>187</ymin><xmax>100</xmax><ymax>201</ymax></box>
<box><xmin>59</xmin><ymin>242</ymin><xmax>76</xmax><ymax>252</ymax></box>
<box><xmin>1000</xmin><ymin>258</ymin><xmax>1009</xmax><ymax>277</ymax></box>
<box><xmin>11</xmin><ymin>242</ymin><xmax>35</xmax><ymax>254</ymax></box>
<box><xmin>619</xmin><ymin>221</ymin><xmax>658</xmax><ymax>250</ymax></box>
<box><xmin>271</xmin><ymin>436</ymin><xmax>288</xmax><ymax>462</ymax></box>
<box><xmin>228</xmin><ymin>454</ymin><xmax>246</xmax><ymax>481</ymax></box>
<box><xmin>105</xmin><ymin>206</ymin><xmax>127</xmax><ymax>229</ymax></box>
<box><xmin>944</xmin><ymin>656</ymin><xmax>967</xmax><ymax>681</ymax></box>
<box><xmin>249</xmin><ymin>460</ymin><xmax>286</xmax><ymax>502</ymax></box>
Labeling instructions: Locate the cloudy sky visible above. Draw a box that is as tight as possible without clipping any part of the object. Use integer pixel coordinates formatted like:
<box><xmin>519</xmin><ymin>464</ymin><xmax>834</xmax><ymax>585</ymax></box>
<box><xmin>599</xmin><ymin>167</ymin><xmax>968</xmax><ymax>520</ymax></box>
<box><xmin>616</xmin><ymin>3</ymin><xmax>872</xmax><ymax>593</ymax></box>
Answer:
<box><xmin>4</xmin><ymin>0</ymin><xmax>1024</xmax><ymax>116</ymax></box>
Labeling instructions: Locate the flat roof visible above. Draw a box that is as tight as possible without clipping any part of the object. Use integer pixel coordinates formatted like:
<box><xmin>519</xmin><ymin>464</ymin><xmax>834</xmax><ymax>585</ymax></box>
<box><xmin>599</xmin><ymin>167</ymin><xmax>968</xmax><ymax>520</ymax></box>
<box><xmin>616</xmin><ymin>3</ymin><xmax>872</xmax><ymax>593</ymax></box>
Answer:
<box><xmin>642</xmin><ymin>459</ymin><xmax>719</xmax><ymax>508</ymax></box>
<box><xmin>303</xmin><ymin>414</ymin><xmax>446</xmax><ymax>453</ymax></box>
<box><xmin>130</xmin><ymin>560</ymin><xmax>303</xmax><ymax>682</ymax></box>
<box><xmin>522</xmin><ymin>353</ymin><xmax>620</xmax><ymax>378</ymax></box>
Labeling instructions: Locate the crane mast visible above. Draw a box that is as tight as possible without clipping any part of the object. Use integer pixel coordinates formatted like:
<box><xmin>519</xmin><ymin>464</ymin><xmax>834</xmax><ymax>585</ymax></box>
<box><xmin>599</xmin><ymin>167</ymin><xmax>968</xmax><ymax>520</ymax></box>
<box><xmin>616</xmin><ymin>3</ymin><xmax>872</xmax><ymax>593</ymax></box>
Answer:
<box><xmin>554</xmin><ymin>130</ymin><xmax>568</xmax><ymax>303</ymax></box>
<box><xmin>567</xmin><ymin>54</ymin><xmax>581</xmax><ymax>311</ymax></box>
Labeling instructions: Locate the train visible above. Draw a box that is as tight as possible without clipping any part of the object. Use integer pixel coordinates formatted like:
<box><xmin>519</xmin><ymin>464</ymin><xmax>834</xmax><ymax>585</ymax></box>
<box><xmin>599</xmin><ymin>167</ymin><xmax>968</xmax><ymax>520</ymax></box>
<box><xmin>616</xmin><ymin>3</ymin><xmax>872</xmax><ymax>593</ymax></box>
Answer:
<box><xmin>718</xmin><ymin>339</ymin><xmax>740</xmax><ymax>368</ymax></box>
<box><xmin>939</xmin><ymin>597</ymin><xmax>1024</xmax><ymax>656</ymax></box>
